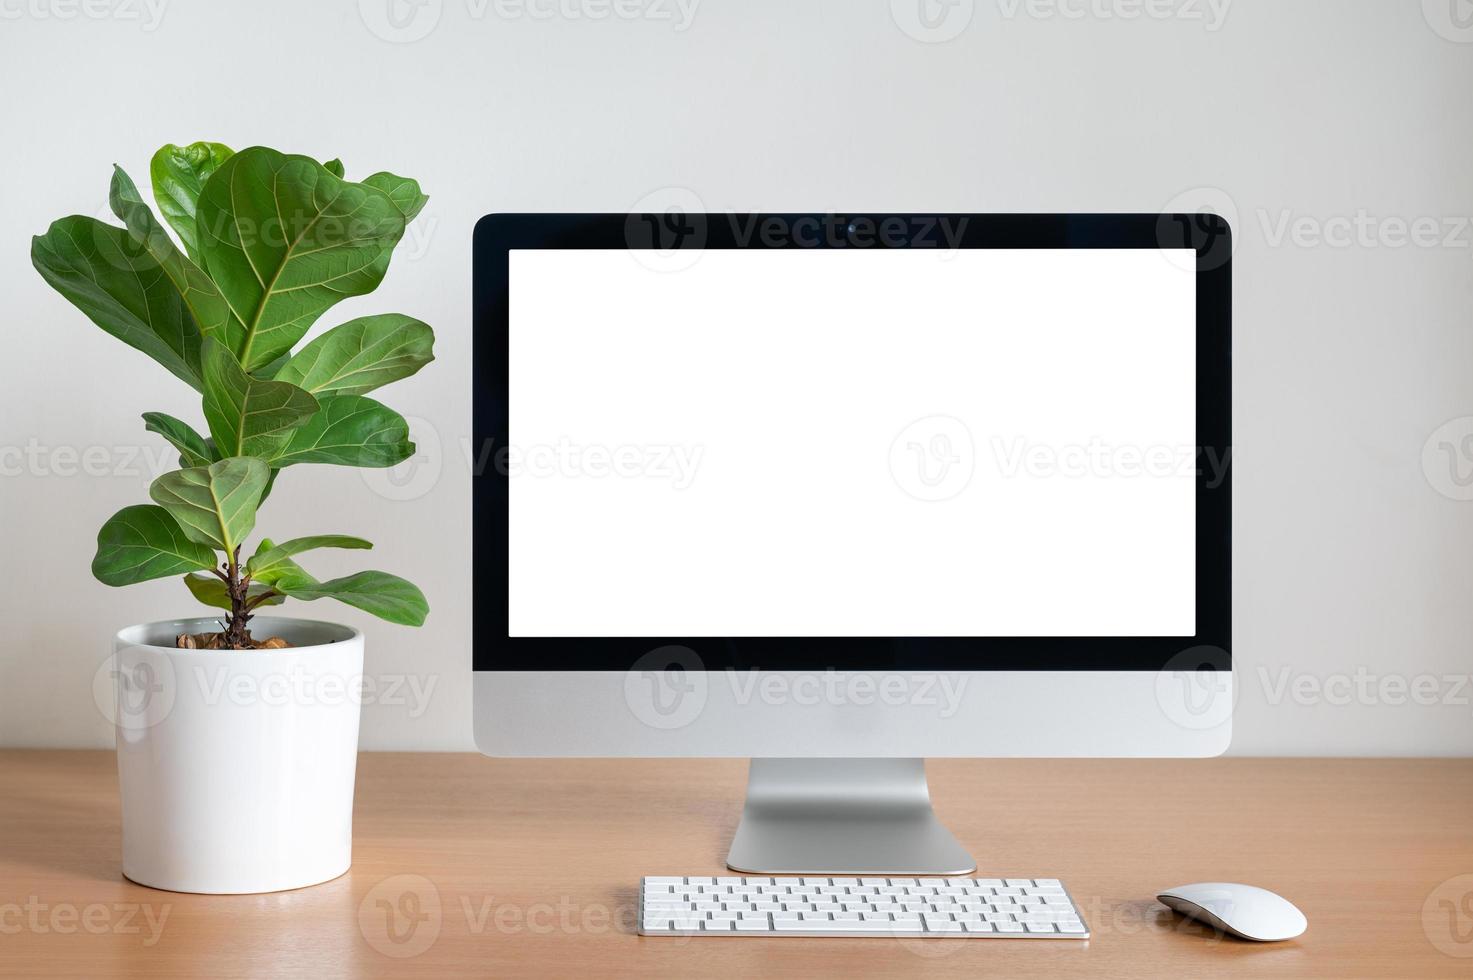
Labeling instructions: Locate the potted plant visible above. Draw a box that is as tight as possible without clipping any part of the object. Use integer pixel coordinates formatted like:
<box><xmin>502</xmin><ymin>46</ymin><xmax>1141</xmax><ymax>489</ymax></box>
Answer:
<box><xmin>32</xmin><ymin>142</ymin><xmax>433</xmax><ymax>894</ymax></box>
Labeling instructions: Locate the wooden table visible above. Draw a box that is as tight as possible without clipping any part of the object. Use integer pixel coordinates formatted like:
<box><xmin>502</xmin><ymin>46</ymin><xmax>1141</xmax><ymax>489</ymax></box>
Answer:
<box><xmin>1</xmin><ymin>752</ymin><xmax>1470</xmax><ymax>978</ymax></box>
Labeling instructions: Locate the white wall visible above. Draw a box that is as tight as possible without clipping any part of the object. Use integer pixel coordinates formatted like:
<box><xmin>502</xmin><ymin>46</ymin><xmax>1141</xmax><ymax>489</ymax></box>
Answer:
<box><xmin>1</xmin><ymin>0</ymin><xmax>1469</xmax><ymax>755</ymax></box>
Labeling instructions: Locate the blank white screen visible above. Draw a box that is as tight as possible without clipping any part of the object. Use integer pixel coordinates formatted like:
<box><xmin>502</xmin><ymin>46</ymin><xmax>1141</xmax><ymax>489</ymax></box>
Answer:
<box><xmin>508</xmin><ymin>248</ymin><xmax>1196</xmax><ymax>637</ymax></box>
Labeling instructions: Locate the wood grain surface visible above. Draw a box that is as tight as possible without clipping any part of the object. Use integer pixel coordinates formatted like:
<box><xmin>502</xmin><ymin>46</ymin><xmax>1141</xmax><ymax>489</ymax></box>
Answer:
<box><xmin>1</xmin><ymin>751</ymin><xmax>1470</xmax><ymax>978</ymax></box>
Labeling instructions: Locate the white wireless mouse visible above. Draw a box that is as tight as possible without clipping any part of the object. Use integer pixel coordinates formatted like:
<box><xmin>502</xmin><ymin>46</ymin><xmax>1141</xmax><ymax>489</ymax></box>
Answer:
<box><xmin>1156</xmin><ymin>882</ymin><xmax>1307</xmax><ymax>942</ymax></box>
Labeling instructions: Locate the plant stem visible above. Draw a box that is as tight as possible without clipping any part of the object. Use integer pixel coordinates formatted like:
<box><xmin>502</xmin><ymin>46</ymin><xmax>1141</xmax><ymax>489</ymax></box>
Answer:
<box><xmin>223</xmin><ymin>546</ymin><xmax>252</xmax><ymax>649</ymax></box>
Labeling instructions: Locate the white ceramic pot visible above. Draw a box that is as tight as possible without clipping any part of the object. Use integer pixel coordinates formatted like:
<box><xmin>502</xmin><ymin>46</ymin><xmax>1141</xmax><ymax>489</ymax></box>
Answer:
<box><xmin>111</xmin><ymin>616</ymin><xmax>364</xmax><ymax>894</ymax></box>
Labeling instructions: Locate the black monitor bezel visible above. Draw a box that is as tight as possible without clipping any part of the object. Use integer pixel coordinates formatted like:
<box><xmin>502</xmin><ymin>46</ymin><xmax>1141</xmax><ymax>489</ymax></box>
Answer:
<box><xmin>473</xmin><ymin>213</ymin><xmax>1230</xmax><ymax>672</ymax></box>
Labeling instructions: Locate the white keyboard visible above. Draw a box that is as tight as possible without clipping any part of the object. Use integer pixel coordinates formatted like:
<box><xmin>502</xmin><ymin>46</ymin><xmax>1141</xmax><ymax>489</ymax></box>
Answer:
<box><xmin>639</xmin><ymin>875</ymin><xmax>1089</xmax><ymax>938</ymax></box>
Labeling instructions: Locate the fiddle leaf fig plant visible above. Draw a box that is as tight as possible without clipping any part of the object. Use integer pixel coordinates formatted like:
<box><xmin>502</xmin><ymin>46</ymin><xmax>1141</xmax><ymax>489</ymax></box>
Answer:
<box><xmin>32</xmin><ymin>142</ymin><xmax>433</xmax><ymax>649</ymax></box>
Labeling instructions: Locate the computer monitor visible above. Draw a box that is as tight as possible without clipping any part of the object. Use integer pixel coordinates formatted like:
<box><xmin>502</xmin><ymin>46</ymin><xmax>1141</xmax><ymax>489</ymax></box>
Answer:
<box><xmin>473</xmin><ymin>213</ymin><xmax>1231</xmax><ymax>875</ymax></box>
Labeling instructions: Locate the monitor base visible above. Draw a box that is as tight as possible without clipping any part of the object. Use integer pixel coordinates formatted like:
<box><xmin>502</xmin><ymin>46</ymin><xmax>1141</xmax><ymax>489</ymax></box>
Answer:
<box><xmin>725</xmin><ymin>758</ymin><xmax>976</xmax><ymax>876</ymax></box>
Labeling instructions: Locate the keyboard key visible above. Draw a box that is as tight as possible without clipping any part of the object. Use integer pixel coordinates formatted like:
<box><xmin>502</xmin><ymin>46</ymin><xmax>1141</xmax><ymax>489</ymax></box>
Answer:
<box><xmin>772</xmin><ymin>918</ymin><xmax>900</xmax><ymax>932</ymax></box>
<box><xmin>735</xmin><ymin>918</ymin><xmax>770</xmax><ymax>931</ymax></box>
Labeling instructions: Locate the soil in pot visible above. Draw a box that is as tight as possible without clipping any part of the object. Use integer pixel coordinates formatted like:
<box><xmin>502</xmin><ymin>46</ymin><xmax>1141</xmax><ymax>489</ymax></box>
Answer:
<box><xmin>176</xmin><ymin>630</ymin><xmax>291</xmax><ymax>649</ymax></box>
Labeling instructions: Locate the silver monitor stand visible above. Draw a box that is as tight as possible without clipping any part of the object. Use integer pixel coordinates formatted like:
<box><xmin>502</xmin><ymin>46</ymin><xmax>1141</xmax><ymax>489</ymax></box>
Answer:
<box><xmin>725</xmin><ymin>758</ymin><xmax>976</xmax><ymax>875</ymax></box>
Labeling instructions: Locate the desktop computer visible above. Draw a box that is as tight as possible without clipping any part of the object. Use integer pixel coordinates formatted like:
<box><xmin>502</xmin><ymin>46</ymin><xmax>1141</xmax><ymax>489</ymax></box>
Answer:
<box><xmin>471</xmin><ymin>213</ymin><xmax>1231</xmax><ymax>926</ymax></box>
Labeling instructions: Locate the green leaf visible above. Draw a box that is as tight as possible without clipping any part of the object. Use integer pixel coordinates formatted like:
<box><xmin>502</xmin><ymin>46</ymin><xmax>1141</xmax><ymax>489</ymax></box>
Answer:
<box><xmin>252</xmin><ymin>352</ymin><xmax>293</xmax><ymax>380</ymax></box>
<box><xmin>142</xmin><ymin>412</ymin><xmax>217</xmax><ymax>467</ymax></box>
<box><xmin>259</xmin><ymin>467</ymin><xmax>280</xmax><ymax>506</ymax></box>
<box><xmin>31</xmin><ymin>216</ymin><xmax>203</xmax><ymax>389</ymax></box>
<box><xmin>323</xmin><ymin>158</ymin><xmax>345</xmax><ymax>178</ymax></box>
<box><xmin>272</xmin><ymin>394</ymin><xmax>414</xmax><ymax>468</ymax></box>
<box><xmin>149</xmin><ymin>457</ymin><xmax>270</xmax><ymax>554</ymax></box>
<box><xmin>363</xmin><ymin>171</ymin><xmax>429</xmax><ymax>222</ymax></box>
<box><xmin>246</xmin><ymin>535</ymin><xmax>372</xmax><ymax>579</ymax></box>
<box><xmin>183</xmin><ymin>572</ymin><xmax>284</xmax><ymax>610</ymax></box>
<box><xmin>109</xmin><ymin>166</ymin><xmax>245</xmax><ymax>351</ymax></box>
<box><xmin>274</xmin><ymin>314</ymin><xmax>434</xmax><ymax>396</ymax></box>
<box><xmin>93</xmin><ymin>504</ymin><xmax>217</xmax><ymax>586</ymax></box>
<box><xmin>201</xmin><ymin>338</ymin><xmax>318</xmax><ymax>458</ymax></box>
<box><xmin>244</xmin><ymin>536</ymin><xmax>304</xmax><ymax>586</ymax></box>
<box><xmin>195</xmin><ymin>146</ymin><xmax>410</xmax><ymax>371</ymax></box>
<box><xmin>274</xmin><ymin>569</ymin><xmax>428</xmax><ymax>626</ymax></box>
<box><xmin>150</xmin><ymin>142</ymin><xmax>233</xmax><ymax>261</ymax></box>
